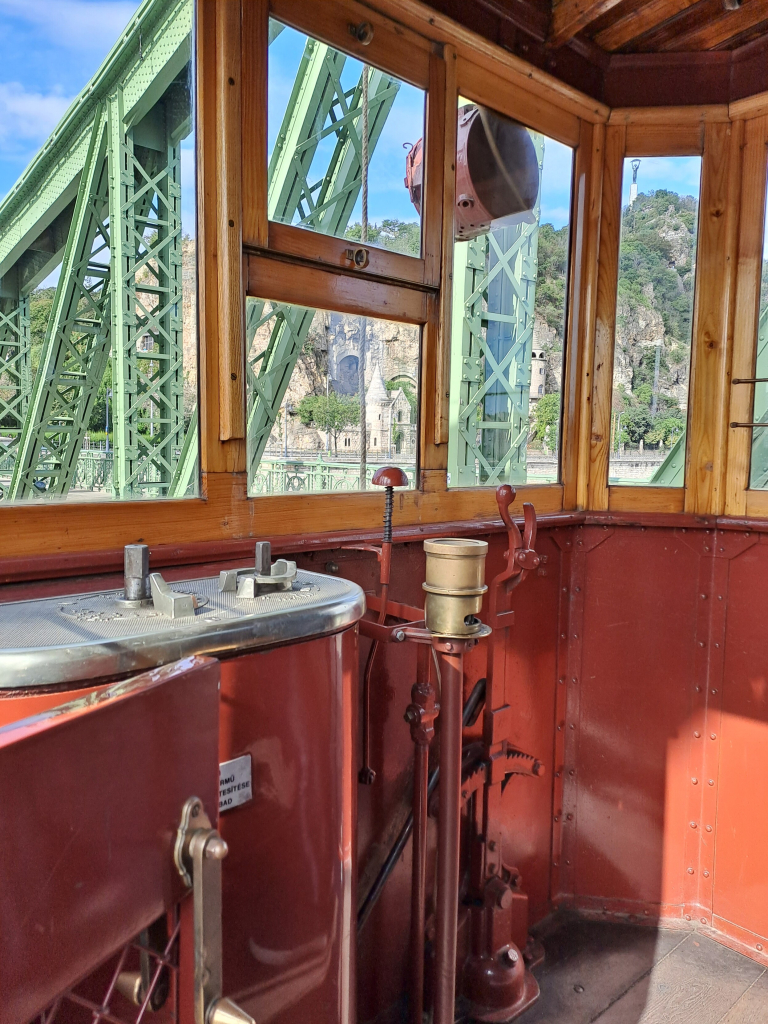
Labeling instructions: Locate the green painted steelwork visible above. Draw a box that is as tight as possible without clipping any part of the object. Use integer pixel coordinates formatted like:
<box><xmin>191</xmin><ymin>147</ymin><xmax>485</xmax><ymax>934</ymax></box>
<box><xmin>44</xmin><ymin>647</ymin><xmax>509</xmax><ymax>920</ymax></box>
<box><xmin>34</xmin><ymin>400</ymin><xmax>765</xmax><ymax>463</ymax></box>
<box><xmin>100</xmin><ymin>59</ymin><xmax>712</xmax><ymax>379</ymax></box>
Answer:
<box><xmin>748</xmin><ymin>304</ymin><xmax>768</xmax><ymax>489</ymax></box>
<box><xmin>448</xmin><ymin>135</ymin><xmax>545</xmax><ymax>486</ymax></box>
<box><xmin>0</xmin><ymin>293</ymin><xmax>31</xmax><ymax>475</ymax></box>
<box><xmin>10</xmin><ymin>112</ymin><xmax>113</xmax><ymax>499</ymax></box>
<box><xmin>108</xmin><ymin>79</ymin><xmax>188</xmax><ymax>498</ymax></box>
<box><xmin>0</xmin><ymin>0</ymin><xmax>193</xmax><ymax>500</ymax></box>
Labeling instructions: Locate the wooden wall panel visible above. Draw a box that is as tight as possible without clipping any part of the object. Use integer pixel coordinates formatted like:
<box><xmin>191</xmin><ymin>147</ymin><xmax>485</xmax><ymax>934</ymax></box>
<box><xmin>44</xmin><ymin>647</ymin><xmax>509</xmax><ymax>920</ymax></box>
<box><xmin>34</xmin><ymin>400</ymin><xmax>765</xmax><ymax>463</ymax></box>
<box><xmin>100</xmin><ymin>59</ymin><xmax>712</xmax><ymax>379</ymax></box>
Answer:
<box><xmin>685</xmin><ymin>121</ymin><xmax>742</xmax><ymax>515</ymax></box>
<box><xmin>587</xmin><ymin>124</ymin><xmax>625</xmax><ymax>510</ymax></box>
<box><xmin>241</xmin><ymin>0</ymin><xmax>268</xmax><ymax>248</ymax></box>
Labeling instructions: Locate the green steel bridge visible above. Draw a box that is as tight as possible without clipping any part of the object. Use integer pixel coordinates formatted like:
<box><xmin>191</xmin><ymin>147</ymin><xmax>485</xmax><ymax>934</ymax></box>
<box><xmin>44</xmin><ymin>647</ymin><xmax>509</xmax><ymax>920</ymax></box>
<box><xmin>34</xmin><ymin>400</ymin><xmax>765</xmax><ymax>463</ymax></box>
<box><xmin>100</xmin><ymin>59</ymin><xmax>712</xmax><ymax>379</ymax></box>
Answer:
<box><xmin>4</xmin><ymin>0</ymin><xmax>739</xmax><ymax>502</ymax></box>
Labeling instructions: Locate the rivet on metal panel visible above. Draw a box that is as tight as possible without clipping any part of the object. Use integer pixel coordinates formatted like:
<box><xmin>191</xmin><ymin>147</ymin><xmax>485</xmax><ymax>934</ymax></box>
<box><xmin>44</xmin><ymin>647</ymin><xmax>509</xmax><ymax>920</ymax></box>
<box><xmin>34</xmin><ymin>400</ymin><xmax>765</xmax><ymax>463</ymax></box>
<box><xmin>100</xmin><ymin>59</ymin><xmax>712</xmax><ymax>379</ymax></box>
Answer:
<box><xmin>687</xmin><ymin>868</ymin><xmax>694</xmax><ymax>874</ymax></box>
<box><xmin>569</xmin><ymin>769</ymin><xmax>575</xmax><ymax>776</ymax></box>
<box><xmin>685</xmin><ymin>915</ymin><xmax>692</xmax><ymax>921</ymax></box>
<box><xmin>557</xmin><ymin>724</ymin><xmax>563</xmax><ymax>731</ymax></box>
<box><xmin>696</xmin><ymin>686</ymin><xmax>702</xmax><ymax>692</ymax></box>
<box><xmin>692</xmin><ymin>778</ymin><xmax>698</xmax><ymax>785</ymax></box>
<box><xmin>708</xmin><ymin>780</ymin><xmax>715</xmax><ymax>786</ymax></box>
<box><xmin>575</xmin><ymin>586</ymin><xmax>581</xmax><ymax>593</ymax></box>
<box><xmin>701</xmin><ymin>918</ymin><xmax>707</xmax><ymax>925</ymax></box>
<box><xmin>715</xmin><ymin>643</ymin><xmax>720</xmax><ymax>649</ymax></box>
<box><xmin>710</xmin><ymin>733</ymin><xmax>717</xmax><ymax>740</ymax></box>
<box><xmin>555</xmin><ymin>771</ymin><xmax>561</xmax><ymax>778</ymax></box>
<box><xmin>562</xmin><ymin>587</ymin><xmax>568</xmax><ymax>593</ymax></box>
<box><xmin>561</xmin><ymin>633</ymin><xmax>566</xmax><ymax>639</ymax></box>
<box><xmin>718</xmin><ymin>595</ymin><xmax>723</xmax><ymax>600</ymax></box>
<box><xmin>569</xmin><ymin>723</ymin><xmax>575</xmax><ymax>730</ymax></box>
<box><xmin>690</xmin><ymin>822</ymin><xmax>698</xmax><ymax>829</ymax></box>
<box><xmin>566</xmin><ymin>859</ymin><xmax>571</xmax><ymax>865</ymax></box>
<box><xmin>573</xmin><ymin>633</ymin><xmax>578</xmax><ymax>639</ymax></box>
<box><xmin>706</xmin><ymin>825</ymin><xmax>713</xmax><ymax>832</ymax></box>
<box><xmin>711</xmin><ymin>688</ymin><xmax>718</xmax><ymax>694</ymax></box>
<box><xmin>559</xmin><ymin>676</ymin><xmax>565</xmax><ymax>684</ymax></box>
<box><xmin>703</xmin><ymin>871</ymin><xmax>710</xmax><ymax>877</ymax></box>
<box><xmin>700</xmin><ymin>594</ymin><xmax>707</xmax><ymax>600</ymax></box>
<box><xmin>720</xmin><ymin>547</ymin><xmax>725</xmax><ymax>552</ymax></box>
<box><xmin>554</xmin><ymin>815</ymin><xmax>559</xmax><ymax>822</ymax></box>
<box><xmin>698</xmin><ymin>641</ymin><xmax>705</xmax><ymax>647</ymax></box>
<box><xmin>694</xmin><ymin>731</ymin><xmax>701</xmax><ymax>738</ymax></box>
<box><xmin>567</xmin><ymin>814</ymin><xmax>574</xmax><ymax>821</ymax></box>
<box><xmin>571</xmin><ymin>677</ymin><xmax>577</xmax><ymax>683</ymax></box>
<box><xmin>704</xmin><ymin>546</ymin><xmax>710</xmax><ymax>552</ymax></box>
<box><xmin>758</xmin><ymin>944</ymin><xmax>764</xmax><ymax>952</ymax></box>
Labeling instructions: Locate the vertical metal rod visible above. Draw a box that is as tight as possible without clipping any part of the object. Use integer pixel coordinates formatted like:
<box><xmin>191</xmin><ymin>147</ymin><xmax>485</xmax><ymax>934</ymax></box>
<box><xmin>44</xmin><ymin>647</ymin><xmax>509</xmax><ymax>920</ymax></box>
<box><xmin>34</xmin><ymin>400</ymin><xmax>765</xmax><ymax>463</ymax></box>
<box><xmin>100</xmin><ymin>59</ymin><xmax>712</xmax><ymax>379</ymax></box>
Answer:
<box><xmin>410</xmin><ymin>738</ymin><xmax>429</xmax><ymax>1024</ymax></box>
<box><xmin>358</xmin><ymin>64</ymin><xmax>369</xmax><ymax>491</ymax></box>
<box><xmin>433</xmin><ymin>645</ymin><xmax>465</xmax><ymax>1024</ymax></box>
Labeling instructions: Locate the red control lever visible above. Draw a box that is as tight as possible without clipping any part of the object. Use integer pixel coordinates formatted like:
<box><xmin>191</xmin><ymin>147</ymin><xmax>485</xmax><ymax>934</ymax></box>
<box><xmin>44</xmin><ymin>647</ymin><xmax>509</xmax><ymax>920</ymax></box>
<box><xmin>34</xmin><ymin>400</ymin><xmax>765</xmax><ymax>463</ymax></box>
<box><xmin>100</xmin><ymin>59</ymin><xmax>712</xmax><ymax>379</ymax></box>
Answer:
<box><xmin>494</xmin><ymin>484</ymin><xmax>540</xmax><ymax>592</ymax></box>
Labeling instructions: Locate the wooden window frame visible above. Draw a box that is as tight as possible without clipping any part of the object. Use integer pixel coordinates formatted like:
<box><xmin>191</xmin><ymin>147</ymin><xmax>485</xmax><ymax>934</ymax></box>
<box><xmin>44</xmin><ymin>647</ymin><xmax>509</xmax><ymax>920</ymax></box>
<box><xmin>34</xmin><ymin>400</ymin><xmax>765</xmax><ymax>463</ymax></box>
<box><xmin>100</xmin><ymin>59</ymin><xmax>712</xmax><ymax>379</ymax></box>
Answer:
<box><xmin>587</xmin><ymin>110</ymin><xmax>738</xmax><ymax>515</ymax></box>
<box><xmin>11</xmin><ymin>1</ymin><xmax>768</xmax><ymax>565</ymax></box>
<box><xmin>448</xmin><ymin>56</ymin><xmax>582</xmax><ymax>504</ymax></box>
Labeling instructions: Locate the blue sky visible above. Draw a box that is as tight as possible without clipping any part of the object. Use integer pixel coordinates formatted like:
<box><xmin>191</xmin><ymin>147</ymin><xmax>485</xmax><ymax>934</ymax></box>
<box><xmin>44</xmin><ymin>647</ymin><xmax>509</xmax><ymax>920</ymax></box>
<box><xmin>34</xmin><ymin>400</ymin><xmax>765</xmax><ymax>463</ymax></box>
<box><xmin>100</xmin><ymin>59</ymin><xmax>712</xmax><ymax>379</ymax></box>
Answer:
<box><xmin>0</xmin><ymin>0</ymin><xmax>196</xmax><ymax>239</ymax></box>
<box><xmin>620</xmin><ymin>155</ymin><xmax>702</xmax><ymax>208</ymax></box>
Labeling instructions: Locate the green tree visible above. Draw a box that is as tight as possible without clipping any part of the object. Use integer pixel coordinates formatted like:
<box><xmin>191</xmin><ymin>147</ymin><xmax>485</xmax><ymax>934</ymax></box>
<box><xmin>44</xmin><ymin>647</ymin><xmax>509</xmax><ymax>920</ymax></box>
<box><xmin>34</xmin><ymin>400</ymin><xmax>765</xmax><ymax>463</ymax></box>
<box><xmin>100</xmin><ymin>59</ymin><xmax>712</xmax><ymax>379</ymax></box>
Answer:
<box><xmin>534</xmin><ymin>222</ymin><xmax>569</xmax><ymax>340</ymax></box>
<box><xmin>345</xmin><ymin>218</ymin><xmax>420</xmax><ymax>257</ymax></box>
<box><xmin>532</xmin><ymin>392</ymin><xmax>560</xmax><ymax>449</ymax></box>
<box><xmin>298</xmin><ymin>392</ymin><xmax>360</xmax><ymax>454</ymax></box>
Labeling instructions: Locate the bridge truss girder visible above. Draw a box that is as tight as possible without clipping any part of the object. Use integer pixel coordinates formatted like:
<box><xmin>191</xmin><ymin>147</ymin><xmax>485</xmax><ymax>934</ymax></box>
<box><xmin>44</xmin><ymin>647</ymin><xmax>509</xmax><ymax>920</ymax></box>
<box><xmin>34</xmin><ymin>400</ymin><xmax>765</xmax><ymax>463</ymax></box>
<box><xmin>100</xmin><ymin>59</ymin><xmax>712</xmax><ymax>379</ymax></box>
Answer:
<box><xmin>449</xmin><ymin>134</ymin><xmax>545</xmax><ymax>487</ymax></box>
<box><xmin>9</xmin><ymin>111</ymin><xmax>113</xmax><ymax>500</ymax></box>
<box><xmin>109</xmin><ymin>84</ymin><xmax>186</xmax><ymax>498</ymax></box>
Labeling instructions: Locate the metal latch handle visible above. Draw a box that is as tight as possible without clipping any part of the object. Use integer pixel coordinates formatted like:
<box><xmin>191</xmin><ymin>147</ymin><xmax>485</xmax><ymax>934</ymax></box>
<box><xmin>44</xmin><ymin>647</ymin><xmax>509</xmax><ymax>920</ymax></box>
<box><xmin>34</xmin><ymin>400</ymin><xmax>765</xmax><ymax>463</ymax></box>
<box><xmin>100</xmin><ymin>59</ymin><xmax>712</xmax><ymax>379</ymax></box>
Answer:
<box><xmin>175</xmin><ymin>797</ymin><xmax>254</xmax><ymax>1024</ymax></box>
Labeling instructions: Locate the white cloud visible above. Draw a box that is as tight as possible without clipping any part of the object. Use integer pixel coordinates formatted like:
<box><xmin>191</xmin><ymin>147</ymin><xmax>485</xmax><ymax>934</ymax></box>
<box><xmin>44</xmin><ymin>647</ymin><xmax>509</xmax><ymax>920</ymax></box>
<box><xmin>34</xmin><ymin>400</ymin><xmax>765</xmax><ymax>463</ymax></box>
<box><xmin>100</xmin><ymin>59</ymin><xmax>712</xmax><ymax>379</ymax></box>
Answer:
<box><xmin>0</xmin><ymin>0</ymin><xmax>141</xmax><ymax>53</ymax></box>
<box><xmin>0</xmin><ymin>81</ymin><xmax>72</xmax><ymax>151</ymax></box>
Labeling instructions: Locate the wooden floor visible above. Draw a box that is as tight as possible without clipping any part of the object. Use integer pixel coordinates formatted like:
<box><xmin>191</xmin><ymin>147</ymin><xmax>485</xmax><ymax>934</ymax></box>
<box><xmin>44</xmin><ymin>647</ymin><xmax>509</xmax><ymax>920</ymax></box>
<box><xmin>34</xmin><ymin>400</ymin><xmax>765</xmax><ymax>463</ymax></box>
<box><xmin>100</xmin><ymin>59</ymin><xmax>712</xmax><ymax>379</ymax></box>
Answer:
<box><xmin>521</xmin><ymin>914</ymin><xmax>768</xmax><ymax>1023</ymax></box>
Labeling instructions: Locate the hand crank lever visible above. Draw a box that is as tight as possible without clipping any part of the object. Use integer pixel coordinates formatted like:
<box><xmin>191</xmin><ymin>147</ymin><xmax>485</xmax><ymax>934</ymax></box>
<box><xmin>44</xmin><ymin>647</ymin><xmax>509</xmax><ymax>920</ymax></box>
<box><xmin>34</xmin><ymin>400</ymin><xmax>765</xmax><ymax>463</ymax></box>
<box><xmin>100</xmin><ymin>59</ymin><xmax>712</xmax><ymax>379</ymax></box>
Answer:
<box><xmin>489</xmin><ymin>486</ymin><xmax>540</xmax><ymax>625</ymax></box>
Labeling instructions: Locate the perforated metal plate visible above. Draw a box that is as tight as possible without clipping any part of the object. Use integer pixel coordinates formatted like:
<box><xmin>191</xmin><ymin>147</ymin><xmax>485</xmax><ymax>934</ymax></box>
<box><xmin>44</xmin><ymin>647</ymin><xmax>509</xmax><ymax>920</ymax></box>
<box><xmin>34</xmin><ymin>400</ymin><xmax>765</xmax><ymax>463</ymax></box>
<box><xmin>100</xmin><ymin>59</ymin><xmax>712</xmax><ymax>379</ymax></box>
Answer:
<box><xmin>0</xmin><ymin>569</ymin><xmax>365</xmax><ymax>689</ymax></box>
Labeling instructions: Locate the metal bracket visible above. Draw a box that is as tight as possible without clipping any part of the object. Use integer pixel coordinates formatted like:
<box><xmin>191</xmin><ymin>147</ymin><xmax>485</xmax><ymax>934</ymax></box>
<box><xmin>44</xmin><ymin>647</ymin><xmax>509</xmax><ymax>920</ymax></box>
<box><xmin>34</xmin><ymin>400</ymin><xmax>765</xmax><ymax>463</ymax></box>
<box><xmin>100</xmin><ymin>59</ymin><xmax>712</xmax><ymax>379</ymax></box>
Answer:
<box><xmin>218</xmin><ymin>541</ymin><xmax>297</xmax><ymax>598</ymax></box>
<box><xmin>150</xmin><ymin>573</ymin><xmax>204</xmax><ymax>619</ymax></box>
<box><xmin>175</xmin><ymin>797</ymin><xmax>254</xmax><ymax>1024</ymax></box>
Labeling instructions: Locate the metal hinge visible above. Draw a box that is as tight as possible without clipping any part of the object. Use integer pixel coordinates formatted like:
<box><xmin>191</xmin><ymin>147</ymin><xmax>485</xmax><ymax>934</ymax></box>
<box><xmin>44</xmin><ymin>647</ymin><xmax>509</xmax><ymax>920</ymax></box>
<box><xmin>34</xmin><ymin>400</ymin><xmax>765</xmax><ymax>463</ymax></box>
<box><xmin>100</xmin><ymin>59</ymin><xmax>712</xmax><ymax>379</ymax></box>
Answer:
<box><xmin>174</xmin><ymin>797</ymin><xmax>255</xmax><ymax>1024</ymax></box>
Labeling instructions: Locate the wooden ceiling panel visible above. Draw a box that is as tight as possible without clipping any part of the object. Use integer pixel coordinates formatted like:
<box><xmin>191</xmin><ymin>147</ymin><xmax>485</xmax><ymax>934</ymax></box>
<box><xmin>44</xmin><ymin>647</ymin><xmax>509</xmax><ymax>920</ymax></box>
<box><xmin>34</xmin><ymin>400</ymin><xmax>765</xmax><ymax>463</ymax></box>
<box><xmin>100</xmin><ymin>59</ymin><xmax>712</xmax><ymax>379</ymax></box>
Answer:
<box><xmin>712</xmin><ymin>17</ymin><xmax>768</xmax><ymax>48</ymax></box>
<box><xmin>657</xmin><ymin>0</ymin><xmax>768</xmax><ymax>50</ymax></box>
<box><xmin>594</xmin><ymin>0</ymin><xmax>700</xmax><ymax>51</ymax></box>
<box><xmin>549</xmin><ymin>0</ymin><xmax>625</xmax><ymax>46</ymax></box>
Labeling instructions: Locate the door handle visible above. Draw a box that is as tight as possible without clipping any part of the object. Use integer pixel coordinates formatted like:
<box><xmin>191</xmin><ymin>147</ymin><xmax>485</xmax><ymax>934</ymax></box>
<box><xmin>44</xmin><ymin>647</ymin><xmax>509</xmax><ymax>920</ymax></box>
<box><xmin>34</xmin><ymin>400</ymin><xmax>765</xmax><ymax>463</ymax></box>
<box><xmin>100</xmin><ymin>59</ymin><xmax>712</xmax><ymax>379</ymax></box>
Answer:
<box><xmin>175</xmin><ymin>797</ymin><xmax>254</xmax><ymax>1024</ymax></box>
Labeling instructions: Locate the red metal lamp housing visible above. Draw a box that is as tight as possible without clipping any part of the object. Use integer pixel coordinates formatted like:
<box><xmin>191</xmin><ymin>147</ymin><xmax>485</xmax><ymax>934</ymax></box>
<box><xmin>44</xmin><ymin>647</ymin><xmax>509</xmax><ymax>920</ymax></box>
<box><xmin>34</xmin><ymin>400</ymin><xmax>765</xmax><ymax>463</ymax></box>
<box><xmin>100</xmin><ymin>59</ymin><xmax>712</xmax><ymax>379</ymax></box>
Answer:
<box><xmin>405</xmin><ymin>104</ymin><xmax>540</xmax><ymax>240</ymax></box>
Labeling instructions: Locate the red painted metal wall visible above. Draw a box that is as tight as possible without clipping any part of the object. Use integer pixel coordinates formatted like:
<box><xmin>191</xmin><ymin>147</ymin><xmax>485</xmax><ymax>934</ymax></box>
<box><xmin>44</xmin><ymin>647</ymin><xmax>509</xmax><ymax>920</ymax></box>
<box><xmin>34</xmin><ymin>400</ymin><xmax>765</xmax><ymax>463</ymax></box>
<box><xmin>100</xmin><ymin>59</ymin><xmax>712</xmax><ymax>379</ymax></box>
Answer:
<box><xmin>554</xmin><ymin>524</ymin><xmax>768</xmax><ymax>970</ymax></box>
<box><xmin>4</xmin><ymin>516</ymin><xmax>768</xmax><ymax>1021</ymax></box>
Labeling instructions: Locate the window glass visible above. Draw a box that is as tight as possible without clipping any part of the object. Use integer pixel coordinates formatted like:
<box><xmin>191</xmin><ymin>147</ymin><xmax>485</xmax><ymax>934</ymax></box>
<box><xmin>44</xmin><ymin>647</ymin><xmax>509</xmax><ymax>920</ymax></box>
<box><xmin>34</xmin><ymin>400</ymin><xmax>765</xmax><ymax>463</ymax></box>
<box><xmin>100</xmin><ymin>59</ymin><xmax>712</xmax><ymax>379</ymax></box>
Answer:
<box><xmin>246</xmin><ymin>297</ymin><xmax>419</xmax><ymax>494</ymax></box>
<box><xmin>446</xmin><ymin>100</ymin><xmax>572</xmax><ymax>486</ymax></box>
<box><xmin>0</xmin><ymin>0</ymin><xmax>198</xmax><ymax>503</ymax></box>
<box><xmin>608</xmin><ymin>156</ymin><xmax>701</xmax><ymax>487</ymax></box>
<box><xmin>749</xmin><ymin>174</ymin><xmax>768</xmax><ymax>489</ymax></box>
<box><xmin>268</xmin><ymin>19</ymin><xmax>425</xmax><ymax>257</ymax></box>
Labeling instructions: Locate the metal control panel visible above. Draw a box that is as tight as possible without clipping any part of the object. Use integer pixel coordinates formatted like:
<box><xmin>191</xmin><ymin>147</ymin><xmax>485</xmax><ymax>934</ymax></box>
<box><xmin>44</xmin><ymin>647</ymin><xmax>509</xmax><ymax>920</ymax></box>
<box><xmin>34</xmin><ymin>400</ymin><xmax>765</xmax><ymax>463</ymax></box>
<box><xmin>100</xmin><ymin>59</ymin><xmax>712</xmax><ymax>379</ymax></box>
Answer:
<box><xmin>0</xmin><ymin>543</ymin><xmax>365</xmax><ymax>689</ymax></box>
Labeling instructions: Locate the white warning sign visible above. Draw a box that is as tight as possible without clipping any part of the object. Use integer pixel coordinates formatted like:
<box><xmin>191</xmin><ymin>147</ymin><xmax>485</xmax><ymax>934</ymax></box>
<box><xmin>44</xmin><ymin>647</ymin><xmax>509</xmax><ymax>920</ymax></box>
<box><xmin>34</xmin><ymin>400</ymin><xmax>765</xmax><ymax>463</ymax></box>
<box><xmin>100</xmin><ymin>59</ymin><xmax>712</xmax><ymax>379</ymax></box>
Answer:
<box><xmin>219</xmin><ymin>754</ymin><xmax>252</xmax><ymax>812</ymax></box>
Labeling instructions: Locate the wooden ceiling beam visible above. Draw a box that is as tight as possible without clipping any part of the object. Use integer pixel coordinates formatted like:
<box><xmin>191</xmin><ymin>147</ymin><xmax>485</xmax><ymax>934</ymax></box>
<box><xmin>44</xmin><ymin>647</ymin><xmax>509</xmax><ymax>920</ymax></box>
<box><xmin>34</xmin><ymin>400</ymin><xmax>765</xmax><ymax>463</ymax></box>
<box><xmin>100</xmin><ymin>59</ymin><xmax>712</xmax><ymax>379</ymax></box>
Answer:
<box><xmin>594</xmin><ymin>0</ymin><xmax>699</xmax><ymax>52</ymax></box>
<box><xmin>658</xmin><ymin>0</ymin><xmax>768</xmax><ymax>51</ymax></box>
<box><xmin>549</xmin><ymin>0</ymin><xmax>625</xmax><ymax>47</ymax></box>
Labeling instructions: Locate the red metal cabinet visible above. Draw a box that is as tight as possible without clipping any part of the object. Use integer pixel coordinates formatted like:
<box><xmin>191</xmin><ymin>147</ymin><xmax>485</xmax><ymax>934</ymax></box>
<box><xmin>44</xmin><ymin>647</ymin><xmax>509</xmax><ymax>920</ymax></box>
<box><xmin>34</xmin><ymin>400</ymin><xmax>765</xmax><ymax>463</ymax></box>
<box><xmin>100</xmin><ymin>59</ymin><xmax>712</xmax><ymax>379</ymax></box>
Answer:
<box><xmin>218</xmin><ymin>628</ymin><xmax>358</xmax><ymax>1024</ymax></box>
<box><xmin>0</xmin><ymin>656</ymin><xmax>221</xmax><ymax>1024</ymax></box>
